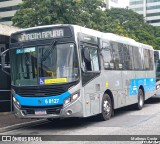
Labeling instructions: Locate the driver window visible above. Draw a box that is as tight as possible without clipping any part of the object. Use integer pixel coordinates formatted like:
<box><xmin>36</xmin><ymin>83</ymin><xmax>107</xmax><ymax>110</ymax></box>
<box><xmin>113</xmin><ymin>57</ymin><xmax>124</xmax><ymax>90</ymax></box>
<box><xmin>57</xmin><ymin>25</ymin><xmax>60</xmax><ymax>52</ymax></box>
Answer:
<box><xmin>81</xmin><ymin>45</ymin><xmax>100</xmax><ymax>72</ymax></box>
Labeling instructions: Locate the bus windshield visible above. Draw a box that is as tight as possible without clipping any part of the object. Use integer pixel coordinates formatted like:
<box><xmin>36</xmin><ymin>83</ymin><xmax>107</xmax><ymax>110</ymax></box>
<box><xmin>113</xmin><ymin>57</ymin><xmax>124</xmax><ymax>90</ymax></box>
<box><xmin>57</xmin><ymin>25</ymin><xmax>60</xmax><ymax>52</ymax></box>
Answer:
<box><xmin>10</xmin><ymin>43</ymin><xmax>79</xmax><ymax>86</ymax></box>
<box><xmin>155</xmin><ymin>60</ymin><xmax>160</xmax><ymax>82</ymax></box>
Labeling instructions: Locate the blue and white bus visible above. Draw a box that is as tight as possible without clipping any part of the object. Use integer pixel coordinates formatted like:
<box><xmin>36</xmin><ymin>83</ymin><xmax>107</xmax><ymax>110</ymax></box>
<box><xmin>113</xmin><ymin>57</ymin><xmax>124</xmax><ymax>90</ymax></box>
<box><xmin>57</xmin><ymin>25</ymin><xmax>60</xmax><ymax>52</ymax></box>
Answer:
<box><xmin>1</xmin><ymin>24</ymin><xmax>156</xmax><ymax>121</ymax></box>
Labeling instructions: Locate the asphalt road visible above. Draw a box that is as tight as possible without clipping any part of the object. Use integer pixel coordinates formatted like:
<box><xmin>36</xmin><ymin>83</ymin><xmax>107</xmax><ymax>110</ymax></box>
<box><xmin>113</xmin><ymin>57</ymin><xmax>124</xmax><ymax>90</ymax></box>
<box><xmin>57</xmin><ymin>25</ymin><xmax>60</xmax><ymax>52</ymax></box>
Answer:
<box><xmin>1</xmin><ymin>97</ymin><xmax>160</xmax><ymax>144</ymax></box>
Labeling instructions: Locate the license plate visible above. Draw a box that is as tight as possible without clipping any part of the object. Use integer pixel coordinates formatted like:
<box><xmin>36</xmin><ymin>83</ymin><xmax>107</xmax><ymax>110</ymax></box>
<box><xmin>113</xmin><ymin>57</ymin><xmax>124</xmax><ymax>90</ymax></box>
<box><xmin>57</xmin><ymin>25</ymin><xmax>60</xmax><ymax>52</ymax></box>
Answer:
<box><xmin>35</xmin><ymin>110</ymin><xmax>47</xmax><ymax>115</ymax></box>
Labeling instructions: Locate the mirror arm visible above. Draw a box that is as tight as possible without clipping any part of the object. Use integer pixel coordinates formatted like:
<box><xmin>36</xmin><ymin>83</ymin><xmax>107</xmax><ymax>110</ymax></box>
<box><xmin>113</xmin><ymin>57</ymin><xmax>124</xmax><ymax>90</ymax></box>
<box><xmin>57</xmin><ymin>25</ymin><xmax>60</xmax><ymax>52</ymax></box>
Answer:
<box><xmin>1</xmin><ymin>49</ymin><xmax>10</xmax><ymax>76</ymax></box>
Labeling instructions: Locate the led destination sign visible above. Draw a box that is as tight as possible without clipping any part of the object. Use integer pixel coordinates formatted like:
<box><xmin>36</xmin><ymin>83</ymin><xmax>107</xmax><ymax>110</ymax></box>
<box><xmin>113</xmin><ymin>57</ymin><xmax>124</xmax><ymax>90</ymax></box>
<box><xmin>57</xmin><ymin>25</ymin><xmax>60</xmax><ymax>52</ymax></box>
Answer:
<box><xmin>21</xmin><ymin>29</ymin><xmax>64</xmax><ymax>41</ymax></box>
<box><xmin>11</xmin><ymin>27</ymin><xmax>72</xmax><ymax>43</ymax></box>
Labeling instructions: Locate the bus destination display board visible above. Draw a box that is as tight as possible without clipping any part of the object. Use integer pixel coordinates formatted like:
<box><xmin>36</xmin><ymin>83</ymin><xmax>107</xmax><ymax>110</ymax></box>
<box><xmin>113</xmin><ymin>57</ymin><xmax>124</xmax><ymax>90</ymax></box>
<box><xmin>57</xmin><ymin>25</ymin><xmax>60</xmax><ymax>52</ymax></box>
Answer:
<box><xmin>11</xmin><ymin>27</ymin><xmax>72</xmax><ymax>43</ymax></box>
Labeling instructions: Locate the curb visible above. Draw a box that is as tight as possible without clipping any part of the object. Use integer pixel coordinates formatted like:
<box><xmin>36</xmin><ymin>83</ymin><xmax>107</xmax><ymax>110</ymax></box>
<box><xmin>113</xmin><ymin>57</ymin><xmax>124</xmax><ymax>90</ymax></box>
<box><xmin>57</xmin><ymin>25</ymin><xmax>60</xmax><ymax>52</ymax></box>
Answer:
<box><xmin>0</xmin><ymin>112</ymin><xmax>13</xmax><ymax>116</ymax></box>
<box><xmin>0</xmin><ymin>119</ymin><xmax>48</xmax><ymax>133</ymax></box>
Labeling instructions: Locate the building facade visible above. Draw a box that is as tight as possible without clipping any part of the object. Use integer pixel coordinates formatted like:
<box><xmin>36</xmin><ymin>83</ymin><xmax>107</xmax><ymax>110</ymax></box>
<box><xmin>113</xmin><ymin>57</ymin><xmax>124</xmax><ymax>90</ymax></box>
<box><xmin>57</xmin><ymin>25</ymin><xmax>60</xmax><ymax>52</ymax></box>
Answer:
<box><xmin>0</xmin><ymin>0</ymin><xmax>22</xmax><ymax>25</ymax></box>
<box><xmin>129</xmin><ymin>0</ymin><xmax>160</xmax><ymax>26</ymax></box>
<box><xmin>104</xmin><ymin>0</ymin><xmax>119</xmax><ymax>9</ymax></box>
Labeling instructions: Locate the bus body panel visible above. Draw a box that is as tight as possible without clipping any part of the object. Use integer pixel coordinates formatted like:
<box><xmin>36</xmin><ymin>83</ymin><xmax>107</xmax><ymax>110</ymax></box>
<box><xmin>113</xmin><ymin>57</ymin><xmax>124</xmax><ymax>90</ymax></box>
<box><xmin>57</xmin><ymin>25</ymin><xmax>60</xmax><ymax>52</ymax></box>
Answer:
<box><xmin>100</xmin><ymin>70</ymin><xmax>123</xmax><ymax>109</ymax></box>
<box><xmin>83</xmin><ymin>75</ymin><xmax>102</xmax><ymax>117</ymax></box>
<box><xmin>122</xmin><ymin>71</ymin><xmax>137</xmax><ymax>106</ymax></box>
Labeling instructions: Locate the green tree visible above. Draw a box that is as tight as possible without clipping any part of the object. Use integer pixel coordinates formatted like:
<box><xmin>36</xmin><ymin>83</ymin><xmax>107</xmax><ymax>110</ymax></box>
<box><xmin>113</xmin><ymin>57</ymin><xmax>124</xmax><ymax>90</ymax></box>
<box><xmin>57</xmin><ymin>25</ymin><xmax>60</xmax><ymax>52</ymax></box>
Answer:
<box><xmin>105</xmin><ymin>8</ymin><xmax>160</xmax><ymax>49</ymax></box>
<box><xmin>12</xmin><ymin>0</ymin><xmax>102</xmax><ymax>28</ymax></box>
<box><xmin>12</xmin><ymin>1</ymin><xmax>160</xmax><ymax>49</ymax></box>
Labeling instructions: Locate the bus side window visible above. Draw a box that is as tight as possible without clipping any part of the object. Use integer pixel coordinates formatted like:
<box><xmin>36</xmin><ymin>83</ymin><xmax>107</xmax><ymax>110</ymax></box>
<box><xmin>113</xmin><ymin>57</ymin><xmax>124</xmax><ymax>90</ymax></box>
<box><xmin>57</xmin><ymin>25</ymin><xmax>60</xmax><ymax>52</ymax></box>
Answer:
<box><xmin>119</xmin><ymin>44</ymin><xmax>133</xmax><ymax>70</ymax></box>
<box><xmin>118</xmin><ymin>43</ymin><xmax>124</xmax><ymax>70</ymax></box>
<box><xmin>121</xmin><ymin>44</ymin><xmax>134</xmax><ymax>70</ymax></box>
<box><xmin>133</xmin><ymin>47</ymin><xmax>143</xmax><ymax>70</ymax></box>
<box><xmin>128</xmin><ymin>46</ymin><xmax>134</xmax><ymax>70</ymax></box>
<box><xmin>111</xmin><ymin>42</ymin><xmax>121</xmax><ymax>70</ymax></box>
<box><xmin>149</xmin><ymin>50</ymin><xmax>154</xmax><ymax>70</ymax></box>
<box><xmin>101</xmin><ymin>41</ymin><xmax>114</xmax><ymax>70</ymax></box>
<box><xmin>144</xmin><ymin>49</ymin><xmax>150</xmax><ymax>70</ymax></box>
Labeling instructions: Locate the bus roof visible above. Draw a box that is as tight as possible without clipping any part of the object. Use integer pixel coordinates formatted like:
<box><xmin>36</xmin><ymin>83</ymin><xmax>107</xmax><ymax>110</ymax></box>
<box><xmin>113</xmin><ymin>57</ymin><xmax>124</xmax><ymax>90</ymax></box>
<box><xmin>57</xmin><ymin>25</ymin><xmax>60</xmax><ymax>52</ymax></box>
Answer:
<box><xmin>102</xmin><ymin>33</ymin><xmax>138</xmax><ymax>47</ymax></box>
<box><xmin>15</xmin><ymin>24</ymin><xmax>69</xmax><ymax>32</ymax></box>
<box><xmin>73</xmin><ymin>25</ymin><xmax>153</xmax><ymax>49</ymax></box>
<box><xmin>136</xmin><ymin>42</ymin><xmax>153</xmax><ymax>50</ymax></box>
<box><xmin>14</xmin><ymin>24</ymin><xmax>153</xmax><ymax>50</ymax></box>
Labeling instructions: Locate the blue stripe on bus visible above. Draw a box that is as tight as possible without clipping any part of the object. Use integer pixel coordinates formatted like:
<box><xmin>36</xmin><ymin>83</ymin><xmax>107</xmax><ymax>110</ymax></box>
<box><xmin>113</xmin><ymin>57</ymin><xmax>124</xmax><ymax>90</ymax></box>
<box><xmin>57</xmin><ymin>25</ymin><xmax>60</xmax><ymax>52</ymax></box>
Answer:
<box><xmin>14</xmin><ymin>78</ymin><xmax>155</xmax><ymax>106</ymax></box>
<box><xmin>14</xmin><ymin>91</ymin><xmax>71</xmax><ymax>106</ymax></box>
<box><xmin>129</xmin><ymin>78</ymin><xmax>155</xmax><ymax>96</ymax></box>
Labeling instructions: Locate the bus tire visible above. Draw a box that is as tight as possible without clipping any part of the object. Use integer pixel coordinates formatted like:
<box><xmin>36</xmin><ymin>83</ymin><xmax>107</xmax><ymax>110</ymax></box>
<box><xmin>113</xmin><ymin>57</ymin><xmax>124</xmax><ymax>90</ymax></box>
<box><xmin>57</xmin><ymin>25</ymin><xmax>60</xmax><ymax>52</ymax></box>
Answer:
<box><xmin>97</xmin><ymin>94</ymin><xmax>112</xmax><ymax>121</ymax></box>
<box><xmin>135</xmin><ymin>89</ymin><xmax>144</xmax><ymax>110</ymax></box>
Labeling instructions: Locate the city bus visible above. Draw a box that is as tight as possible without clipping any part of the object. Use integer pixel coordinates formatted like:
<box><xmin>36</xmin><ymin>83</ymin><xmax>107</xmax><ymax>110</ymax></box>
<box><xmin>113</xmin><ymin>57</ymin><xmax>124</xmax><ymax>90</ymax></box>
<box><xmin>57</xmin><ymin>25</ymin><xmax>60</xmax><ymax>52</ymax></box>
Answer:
<box><xmin>154</xmin><ymin>50</ymin><xmax>160</xmax><ymax>97</ymax></box>
<box><xmin>1</xmin><ymin>24</ymin><xmax>156</xmax><ymax>121</ymax></box>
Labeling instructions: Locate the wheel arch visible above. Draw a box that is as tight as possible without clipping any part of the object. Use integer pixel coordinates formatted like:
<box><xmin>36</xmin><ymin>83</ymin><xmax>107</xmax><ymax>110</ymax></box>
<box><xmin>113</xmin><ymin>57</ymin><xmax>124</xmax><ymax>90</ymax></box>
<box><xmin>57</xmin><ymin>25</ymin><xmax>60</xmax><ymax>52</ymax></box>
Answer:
<box><xmin>104</xmin><ymin>89</ymin><xmax>114</xmax><ymax>110</ymax></box>
<box><xmin>139</xmin><ymin>85</ymin><xmax>145</xmax><ymax>100</ymax></box>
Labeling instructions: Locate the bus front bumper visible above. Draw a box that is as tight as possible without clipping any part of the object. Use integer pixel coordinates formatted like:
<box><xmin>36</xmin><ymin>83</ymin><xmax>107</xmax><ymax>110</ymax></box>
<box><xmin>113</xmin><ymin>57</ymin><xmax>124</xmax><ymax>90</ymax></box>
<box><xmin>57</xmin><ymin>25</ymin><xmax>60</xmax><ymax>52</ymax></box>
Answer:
<box><xmin>153</xmin><ymin>89</ymin><xmax>160</xmax><ymax>97</ymax></box>
<box><xmin>13</xmin><ymin>99</ymin><xmax>83</xmax><ymax>119</ymax></box>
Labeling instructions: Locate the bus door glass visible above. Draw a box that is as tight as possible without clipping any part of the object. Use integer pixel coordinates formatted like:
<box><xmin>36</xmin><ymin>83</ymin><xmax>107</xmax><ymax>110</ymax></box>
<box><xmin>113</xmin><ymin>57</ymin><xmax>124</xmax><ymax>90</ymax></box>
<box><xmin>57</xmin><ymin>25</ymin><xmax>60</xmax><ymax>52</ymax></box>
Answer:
<box><xmin>80</xmin><ymin>44</ymin><xmax>101</xmax><ymax>116</ymax></box>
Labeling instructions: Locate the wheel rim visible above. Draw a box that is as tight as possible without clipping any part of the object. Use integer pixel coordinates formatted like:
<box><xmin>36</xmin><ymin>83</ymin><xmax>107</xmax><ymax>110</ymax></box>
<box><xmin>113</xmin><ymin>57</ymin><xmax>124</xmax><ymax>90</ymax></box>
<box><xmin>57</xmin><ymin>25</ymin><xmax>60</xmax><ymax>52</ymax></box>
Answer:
<box><xmin>139</xmin><ymin>91</ymin><xmax>143</xmax><ymax>107</ymax></box>
<box><xmin>103</xmin><ymin>100</ymin><xmax>111</xmax><ymax>115</ymax></box>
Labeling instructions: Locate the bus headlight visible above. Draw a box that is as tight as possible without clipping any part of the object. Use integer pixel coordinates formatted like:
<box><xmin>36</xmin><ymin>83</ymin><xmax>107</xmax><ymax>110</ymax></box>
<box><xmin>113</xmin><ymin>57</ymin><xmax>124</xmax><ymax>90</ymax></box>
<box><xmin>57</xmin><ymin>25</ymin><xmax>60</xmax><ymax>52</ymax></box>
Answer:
<box><xmin>64</xmin><ymin>97</ymin><xmax>71</xmax><ymax>105</ymax></box>
<box><xmin>64</xmin><ymin>91</ymin><xmax>80</xmax><ymax>107</ymax></box>
<box><xmin>13</xmin><ymin>97</ymin><xmax>21</xmax><ymax>109</ymax></box>
<box><xmin>71</xmin><ymin>93</ymin><xmax>79</xmax><ymax>100</ymax></box>
<box><xmin>156</xmin><ymin>85</ymin><xmax>160</xmax><ymax>90</ymax></box>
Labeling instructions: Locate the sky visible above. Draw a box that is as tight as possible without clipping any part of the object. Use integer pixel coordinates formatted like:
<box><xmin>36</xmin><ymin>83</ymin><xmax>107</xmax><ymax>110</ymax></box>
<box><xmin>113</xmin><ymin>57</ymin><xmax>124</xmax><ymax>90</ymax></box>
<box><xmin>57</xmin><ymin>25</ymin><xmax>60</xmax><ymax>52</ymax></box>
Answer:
<box><xmin>118</xmin><ymin>0</ymin><xmax>129</xmax><ymax>8</ymax></box>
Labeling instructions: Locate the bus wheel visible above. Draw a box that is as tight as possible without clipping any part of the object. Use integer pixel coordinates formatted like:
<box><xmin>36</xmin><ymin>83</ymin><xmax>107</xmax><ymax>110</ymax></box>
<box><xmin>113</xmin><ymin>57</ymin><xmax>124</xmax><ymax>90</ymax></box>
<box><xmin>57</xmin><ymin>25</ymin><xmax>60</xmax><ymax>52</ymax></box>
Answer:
<box><xmin>135</xmin><ymin>89</ymin><xmax>144</xmax><ymax>110</ymax></box>
<box><xmin>98</xmin><ymin>94</ymin><xmax>112</xmax><ymax>121</ymax></box>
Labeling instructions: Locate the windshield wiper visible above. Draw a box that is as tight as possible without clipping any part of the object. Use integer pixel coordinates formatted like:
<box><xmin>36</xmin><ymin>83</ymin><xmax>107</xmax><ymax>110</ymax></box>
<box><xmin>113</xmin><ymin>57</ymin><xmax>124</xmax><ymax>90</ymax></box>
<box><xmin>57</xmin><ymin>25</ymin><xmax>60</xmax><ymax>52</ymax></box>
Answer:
<box><xmin>40</xmin><ymin>40</ymin><xmax>57</xmax><ymax>62</ymax></box>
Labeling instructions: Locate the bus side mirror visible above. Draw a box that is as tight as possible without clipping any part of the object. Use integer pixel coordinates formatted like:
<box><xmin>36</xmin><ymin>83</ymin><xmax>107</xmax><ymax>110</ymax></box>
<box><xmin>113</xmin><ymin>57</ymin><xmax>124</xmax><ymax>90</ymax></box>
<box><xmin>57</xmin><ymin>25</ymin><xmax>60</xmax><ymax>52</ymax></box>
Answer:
<box><xmin>1</xmin><ymin>49</ymin><xmax>10</xmax><ymax>75</ymax></box>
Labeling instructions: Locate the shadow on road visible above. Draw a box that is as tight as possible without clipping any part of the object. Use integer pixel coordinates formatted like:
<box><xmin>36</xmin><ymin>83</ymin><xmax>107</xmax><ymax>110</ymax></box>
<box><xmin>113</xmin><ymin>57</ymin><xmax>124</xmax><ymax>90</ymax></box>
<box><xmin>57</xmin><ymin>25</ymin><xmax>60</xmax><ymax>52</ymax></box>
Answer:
<box><xmin>145</xmin><ymin>97</ymin><xmax>160</xmax><ymax>104</ymax></box>
<box><xmin>17</xmin><ymin>97</ymin><xmax>160</xmax><ymax>131</ymax></box>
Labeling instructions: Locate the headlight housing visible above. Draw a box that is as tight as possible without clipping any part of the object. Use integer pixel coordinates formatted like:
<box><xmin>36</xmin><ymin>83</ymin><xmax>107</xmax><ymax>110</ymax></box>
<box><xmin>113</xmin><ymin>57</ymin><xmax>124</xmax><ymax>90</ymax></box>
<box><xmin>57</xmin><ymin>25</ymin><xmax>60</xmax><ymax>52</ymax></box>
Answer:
<box><xmin>64</xmin><ymin>91</ymin><xmax>80</xmax><ymax>107</ymax></box>
<box><xmin>13</xmin><ymin>97</ymin><xmax>21</xmax><ymax>109</ymax></box>
<box><xmin>156</xmin><ymin>84</ymin><xmax>160</xmax><ymax>90</ymax></box>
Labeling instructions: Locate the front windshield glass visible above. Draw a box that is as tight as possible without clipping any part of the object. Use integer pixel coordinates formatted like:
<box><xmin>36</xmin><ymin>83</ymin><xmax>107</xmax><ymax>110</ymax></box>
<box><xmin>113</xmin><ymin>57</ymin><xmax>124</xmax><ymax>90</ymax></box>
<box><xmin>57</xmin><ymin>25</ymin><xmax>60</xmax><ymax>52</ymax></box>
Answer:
<box><xmin>10</xmin><ymin>43</ymin><xmax>79</xmax><ymax>86</ymax></box>
<box><xmin>155</xmin><ymin>60</ymin><xmax>160</xmax><ymax>82</ymax></box>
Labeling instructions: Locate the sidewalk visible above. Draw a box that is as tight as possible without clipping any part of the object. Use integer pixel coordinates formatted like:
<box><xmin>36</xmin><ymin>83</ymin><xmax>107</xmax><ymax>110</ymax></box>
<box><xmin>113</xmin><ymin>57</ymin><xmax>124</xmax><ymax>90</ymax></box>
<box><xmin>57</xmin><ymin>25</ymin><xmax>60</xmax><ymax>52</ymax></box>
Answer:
<box><xmin>0</xmin><ymin>112</ymin><xmax>46</xmax><ymax>133</ymax></box>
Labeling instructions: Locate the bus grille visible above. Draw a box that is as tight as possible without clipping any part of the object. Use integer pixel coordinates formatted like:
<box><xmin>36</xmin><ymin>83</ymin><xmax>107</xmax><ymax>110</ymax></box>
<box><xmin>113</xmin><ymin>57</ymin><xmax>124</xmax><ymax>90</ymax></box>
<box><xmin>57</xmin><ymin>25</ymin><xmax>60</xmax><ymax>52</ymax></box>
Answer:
<box><xmin>21</xmin><ymin>105</ymin><xmax>62</xmax><ymax>115</ymax></box>
<box><xmin>14</xmin><ymin>86</ymin><xmax>66</xmax><ymax>97</ymax></box>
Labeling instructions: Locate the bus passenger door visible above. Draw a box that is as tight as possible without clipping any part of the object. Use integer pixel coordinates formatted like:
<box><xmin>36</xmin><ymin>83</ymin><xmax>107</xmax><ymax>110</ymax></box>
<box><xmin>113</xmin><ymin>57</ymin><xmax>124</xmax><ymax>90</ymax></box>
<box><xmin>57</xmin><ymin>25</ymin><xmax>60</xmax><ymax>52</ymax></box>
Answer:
<box><xmin>81</xmin><ymin>44</ymin><xmax>101</xmax><ymax>117</ymax></box>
